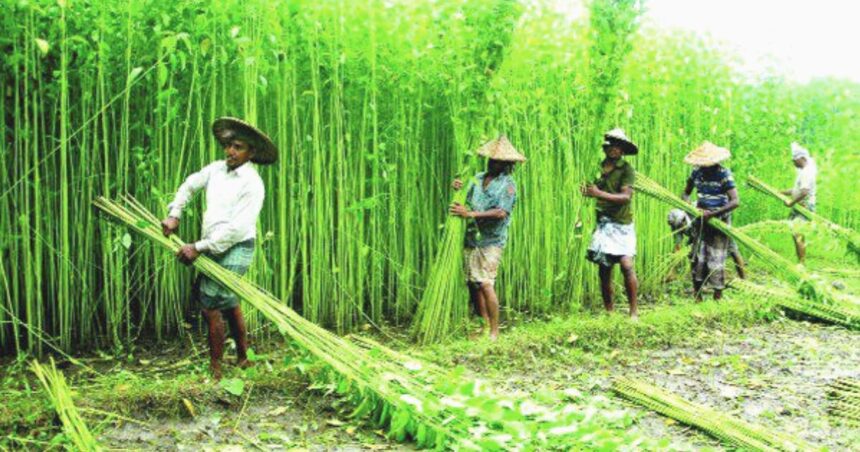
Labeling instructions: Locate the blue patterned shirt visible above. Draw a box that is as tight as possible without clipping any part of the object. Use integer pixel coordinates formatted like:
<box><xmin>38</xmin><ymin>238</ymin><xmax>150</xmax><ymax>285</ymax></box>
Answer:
<box><xmin>688</xmin><ymin>165</ymin><xmax>735</xmax><ymax>210</ymax></box>
<box><xmin>464</xmin><ymin>172</ymin><xmax>517</xmax><ymax>249</ymax></box>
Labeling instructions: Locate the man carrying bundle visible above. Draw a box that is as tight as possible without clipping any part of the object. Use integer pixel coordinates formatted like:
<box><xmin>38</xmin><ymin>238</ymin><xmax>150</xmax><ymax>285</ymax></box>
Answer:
<box><xmin>581</xmin><ymin>129</ymin><xmax>639</xmax><ymax>319</ymax></box>
<box><xmin>781</xmin><ymin>142</ymin><xmax>817</xmax><ymax>264</ymax></box>
<box><xmin>667</xmin><ymin>208</ymin><xmax>746</xmax><ymax>279</ymax></box>
<box><xmin>681</xmin><ymin>142</ymin><xmax>740</xmax><ymax>301</ymax></box>
<box><xmin>450</xmin><ymin>136</ymin><xmax>525</xmax><ymax>340</ymax></box>
<box><xmin>161</xmin><ymin>117</ymin><xmax>277</xmax><ymax>380</ymax></box>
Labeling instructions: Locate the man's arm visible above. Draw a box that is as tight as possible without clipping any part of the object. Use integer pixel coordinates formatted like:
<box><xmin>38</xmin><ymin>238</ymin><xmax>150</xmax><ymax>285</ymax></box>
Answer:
<box><xmin>786</xmin><ymin>188</ymin><xmax>809</xmax><ymax>207</ymax></box>
<box><xmin>681</xmin><ymin>178</ymin><xmax>694</xmax><ymax>202</ymax></box>
<box><xmin>162</xmin><ymin>164</ymin><xmax>212</xmax><ymax>236</ymax></box>
<box><xmin>581</xmin><ymin>185</ymin><xmax>633</xmax><ymax>204</ymax></box>
<box><xmin>701</xmin><ymin>188</ymin><xmax>740</xmax><ymax>220</ymax></box>
<box><xmin>450</xmin><ymin>205</ymin><xmax>508</xmax><ymax>219</ymax></box>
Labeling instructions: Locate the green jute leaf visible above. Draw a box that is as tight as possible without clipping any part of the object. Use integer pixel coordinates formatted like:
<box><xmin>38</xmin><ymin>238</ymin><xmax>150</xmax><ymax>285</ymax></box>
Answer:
<box><xmin>220</xmin><ymin>377</ymin><xmax>245</xmax><ymax>396</ymax></box>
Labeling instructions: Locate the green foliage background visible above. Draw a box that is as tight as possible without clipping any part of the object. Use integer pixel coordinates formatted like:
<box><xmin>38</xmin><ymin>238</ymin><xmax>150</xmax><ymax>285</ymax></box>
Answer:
<box><xmin>1</xmin><ymin>0</ymin><xmax>859</xmax><ymax>353</ymax></box>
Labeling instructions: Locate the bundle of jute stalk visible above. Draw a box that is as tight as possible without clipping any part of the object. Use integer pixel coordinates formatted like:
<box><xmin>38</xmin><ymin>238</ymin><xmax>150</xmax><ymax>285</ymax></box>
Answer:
<box><xmin>732</xmin><ymin>279</ymin><xmax>860</xmax><ymax>331</ymax></box>
<box><xmin>612</xmin><ymin>377</ymin><xmax>817</xmax><ymax>451</ymax></box>
<box><xmin>633</xmin><ymin>173</ymin><xmax>846</xmax><ymax>303</ymax></box>
<box><xmin>412</xmin><ymin>178</ymin><xmax>471</xmax><ymax>345</ymax></box>
<box><xmin>828</xmin><ymin>378</ymin><xmax>860</xmax><ymax>426</ymax></box>
<box><xmin>31</xmin><ymin>358</ymin><xmax>102</xmax><ymax>451</ymax></box>
<box><xmin>747</xmin><ymin>175</ymin><xmax>860</xmax><ymax>261</ymax></box>
<box><xmin>93</xmin><ymin>195</ymin><xmax>651</xmax><ymax>450</ymax></box>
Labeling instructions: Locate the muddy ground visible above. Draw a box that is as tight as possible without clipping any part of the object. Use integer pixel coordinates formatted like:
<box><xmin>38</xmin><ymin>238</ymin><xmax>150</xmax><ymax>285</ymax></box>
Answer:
<box><xmin>72</xmin><ymin>315</ymin><xmax>858</xmax><ymax>451</ymax></box>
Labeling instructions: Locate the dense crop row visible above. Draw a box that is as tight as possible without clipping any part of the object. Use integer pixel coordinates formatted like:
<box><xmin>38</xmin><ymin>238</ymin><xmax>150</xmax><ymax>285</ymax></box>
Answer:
<box><xmin>2</xmin><ymin>0</ymin><xmax>859</xmax><ymax>353</ymax></box>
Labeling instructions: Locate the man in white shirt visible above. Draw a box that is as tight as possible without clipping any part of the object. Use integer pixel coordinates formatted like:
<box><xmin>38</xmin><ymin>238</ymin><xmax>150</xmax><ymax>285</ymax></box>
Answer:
<box><xmin>161</xmin><ymin>117</ymin><xmax>277</xmax><ymax>380</ymax></box>
<box><xmin>782</xmin><ymin>142</ymin><xmax>817</xmax><ymax>264</ymax></box>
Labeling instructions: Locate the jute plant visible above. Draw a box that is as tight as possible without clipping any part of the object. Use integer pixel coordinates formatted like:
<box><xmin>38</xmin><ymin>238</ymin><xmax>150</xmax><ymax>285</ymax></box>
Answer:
<box><xmin>633</xmin><ymin>172</ymin><xmax>849</xmax><ymax>307</ymax></box>
<box><xmin>93</xmin><ymin>195</ymin><xmax>653</xmax><ymax>450</ymax></box>
<box><xmin>828</xmin><ymin>378</ymin><xmax>860</xmax><ymax>426</ymax></box>
<box><xmin>31</xmin><ymin>358</ymin><xmax>102</xmax><ymax>451</ymax></box>
<box><xmin>747</xmin><ymin>175</ymin><xmax>860</xmax><ymax>261</ymax></box>
<box><xmin>612</xmin><ymin>377</ymin><xmax>817</xmax><ymax>451</ymax></box>
<box><xmin>732</xmin><ymin>279</ymin><xmax>860</xmax><ymax>331</ymax></box>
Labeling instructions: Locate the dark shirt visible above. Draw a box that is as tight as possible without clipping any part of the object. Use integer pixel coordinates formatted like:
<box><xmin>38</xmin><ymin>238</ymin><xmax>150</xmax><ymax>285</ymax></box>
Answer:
<box><xmin>594</xmin><ymin>158</ymin><xmax>635</xmax><ymax>224</ymax></box>
<box><xmin>688</xmin><ymin>165</ymin><xmax>735</xmax><ymax>210</ymax></box>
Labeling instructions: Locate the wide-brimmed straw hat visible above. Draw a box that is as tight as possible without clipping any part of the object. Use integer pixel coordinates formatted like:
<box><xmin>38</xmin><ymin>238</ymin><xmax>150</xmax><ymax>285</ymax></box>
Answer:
<box><xmin>603</xmin><ymin>128</ymin><xmax>638</xmax><ymax>155</ymax></box>
<box><xmin>212</xmin><ymin>117</ymin><xmax>278</xmax><ymax>165</ymax></box>
<box><xmin>475</xmin><ymin>135</ymin><xmax>526</xmax><ymax>162</ymax></box>
<box><xmin>684</xmin><ymin>141</ymin><xmax>730</xmax><ymax>166</ymax></box>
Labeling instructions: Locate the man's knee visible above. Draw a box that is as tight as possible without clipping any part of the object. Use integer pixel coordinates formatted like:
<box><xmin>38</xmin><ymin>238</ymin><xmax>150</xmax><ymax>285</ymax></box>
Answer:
<box><xmin>619</xmin><ymin>257</ymin><xmax>635</xmax><ymax>273</ymax></box>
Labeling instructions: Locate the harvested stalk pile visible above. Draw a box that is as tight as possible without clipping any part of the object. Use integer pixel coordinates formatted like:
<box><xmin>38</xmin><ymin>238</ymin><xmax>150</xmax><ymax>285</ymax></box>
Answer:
<box><xmin>31</xmin><ymin>358</ymin><xmax>102</xmax><ymax>451</ymax></box>
<box><xmin>732</xmin><ymin>279</ymin><xmax>860</xmax><ymax>331</ymax></box>
<box><xmin>412</xmin><ymin>178</ymin><xmax>471</xmax><ymax>345</ymax></box>
<box><xmin>747</xmin><ymin>175</ymin><xmax>860</xmax><ymax>261</ymax></box>
<box><xmin>93</xmin><ymin>195</ymin><xmax>649</xmax><ymax>450</ymax></box>
<box><xmin>612</xmin><ymin>377</ymin><xmax>816</xmax><ymax>451</ymax></box>
<box><xmin>828</xmin><ymin>378</ymin><xmax>860</xmax><ymax>426</ymax></box>
<box><xmin>633</xmin><ymin>173</ymin><xmax>852</xmax><ymax>309</ymax></box>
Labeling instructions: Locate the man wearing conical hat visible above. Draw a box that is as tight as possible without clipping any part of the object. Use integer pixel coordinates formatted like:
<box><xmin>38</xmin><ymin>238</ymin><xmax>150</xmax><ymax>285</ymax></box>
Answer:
<box><xmin>681</xmin><ymin>142</ymin><xmax>740</xmax><ymax>301</ymax></box>
<box><xmin>162</xmin><ymin>117</ymin><xmax>278</xmax><ymax>380</ymax></box>
<box><xmin>451</xmin><ymin>135</ymin><xmax>525</xmax><ymax>340</ymax></box>
<box><xmin>781</xmin><ymin>142</ymin><xmax>817</xmax><ymax>264</ymax></box>
<box><xmin>581</xmin><ymin>128</ymin><xmax>639</xmax><ymax>319</ymax></box>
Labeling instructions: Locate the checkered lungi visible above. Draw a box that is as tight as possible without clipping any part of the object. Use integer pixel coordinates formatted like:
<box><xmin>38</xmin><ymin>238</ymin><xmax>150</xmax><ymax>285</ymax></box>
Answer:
<box><xmin>196</xmin><ymin>239</ymin><xmax>255</xmax><ymax>310</ymax></box>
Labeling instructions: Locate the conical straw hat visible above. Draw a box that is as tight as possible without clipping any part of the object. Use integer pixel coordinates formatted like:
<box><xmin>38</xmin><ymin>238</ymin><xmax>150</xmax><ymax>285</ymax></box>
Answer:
<box><xmin>475</xmin><ymin>135</ymin><xmax>526</xmax><ymax>162</ymax></box>
<box><xmin>684</xmin><ymin>141</ymin><xmax>731</xmax><ymax>166</ymax></box>
<box><xmin>603</xmin><ymin>128</ymin><xmax>638</xmax><ymax>155</ymax></box>
<box><xmin>212</xmin><ymin>117</ymin><xmax>278</xmax><ymax>165</ymax></box>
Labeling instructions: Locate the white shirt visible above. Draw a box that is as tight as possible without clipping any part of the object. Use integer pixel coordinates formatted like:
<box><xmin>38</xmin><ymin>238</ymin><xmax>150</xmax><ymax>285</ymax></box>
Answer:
<box><xmin>167</xmin><ymin>161</ymin><xmax>264</xmax><ymax>254</ymax></box>
<box><xmin>792</xmin><ymin>158</ymin><xmax>817</xmax><ymax>206</ymax></box>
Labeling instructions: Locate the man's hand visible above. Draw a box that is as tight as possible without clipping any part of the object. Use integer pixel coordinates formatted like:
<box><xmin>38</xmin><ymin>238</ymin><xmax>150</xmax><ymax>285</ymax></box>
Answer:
<box><xmin>176</xmin><ymin>244</ymin><xmax>200</xmax><ymax>265</ymax></box>
<box><xmin>162</xmin><ymin>217</ymin><xmax>180</xmax><ymax>236</ymax></box>
<box><xmin>449</xmin><ymin>203</ymin><xmax>472</xmax><ymax>218</ymax></box>
<box><xmin>580</xmin><ymin>183</ymin><xmax>599</xmax><ymax>198</ymax></box>
<box><xmin>699</xmin><ymin>209</ymin><xmax>714</xmax><ymax>221</ymax></box>
<box><xmin>452</xmin><ymin>179</ymin><xmax>464</xmax><ymax>191</ymax></box>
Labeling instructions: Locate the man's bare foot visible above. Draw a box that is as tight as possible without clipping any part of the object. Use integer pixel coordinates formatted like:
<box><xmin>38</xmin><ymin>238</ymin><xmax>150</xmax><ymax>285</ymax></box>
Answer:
<box><xmin>629</xmin><ymin>312</ymin><xmax>639</xmax><ymax>321</ymax></box>
<box><xmin>237</xmin><ymin>359</ymin><xmax>254</xmax><ymax>369</ymax></box>
<box><xmin>489</xmin><ymin>331</ymin><xmax>499</xmax><ymax>341</ymax></box>
<box><xmin>211</xmin><ymin>365</ymin><xmax>222</xmax><ymax>382</ymax></box>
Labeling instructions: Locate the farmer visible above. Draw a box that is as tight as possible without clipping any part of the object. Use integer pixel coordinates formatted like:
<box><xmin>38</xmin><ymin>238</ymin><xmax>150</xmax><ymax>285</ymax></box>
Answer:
<box><xmin>161</xmin><ymin>117</ymin><xmax>277</xmax><ymax>380</ymax></box>
<box><xmin>781</xmin><ymin>142</ymin><xmax>817</xmax><ymax>264</ymax></box>
<box><xmin>681</xmin><ymin>142</ymin><xmax>740</xmax><ymax>301</ymax></box>
<box><xmin>450</xmin><ymin>135</ymin><xmax>525</xmax><ymax>340</ymax></box>
<box><xmin>667</xmin><ymin>208</ymin><xmax>746</xmax><ymax>279</ymax></box>
<box><xmin>581</xmin><ymin>128</ymin><xmax>639</xmax><ymax>319</ymax></box>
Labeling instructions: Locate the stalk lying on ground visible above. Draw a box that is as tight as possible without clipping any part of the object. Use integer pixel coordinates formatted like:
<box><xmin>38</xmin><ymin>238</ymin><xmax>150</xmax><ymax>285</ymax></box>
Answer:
<box><xmin>828</xmin><ymin>378</ymin><xmax>860</xmax><ymax>426</ymax></box>
<box><xmin>732</xmin><ymin>279</ymin><xmax>860</xmax><ymax>331</ymax></box>
<box><xmin>747</xmin><ymin>175</ymin><xmax>860</xmax><ymax>261</ymax></box>
<box><xmin>612</xmin><ymin>377</ymin><xmax>817</xmax><ymax>451</ymax></box>
<box><xmin>633</xmin><ymin>173</ymin><xmax>852</xmax><ymax>308</ymax></box>
<box><xmin>31</xmin><ymin>358</ymin><xmax>102</xmax><ymax>451</ymax></box>
<box><xmin>93</xmin><ymin>195</ymin><xmax>654</xmax><ymax>450</ymax></box>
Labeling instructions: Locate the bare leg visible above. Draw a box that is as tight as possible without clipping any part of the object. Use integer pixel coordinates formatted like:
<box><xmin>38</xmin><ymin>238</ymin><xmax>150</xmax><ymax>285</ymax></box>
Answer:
<box><xmin>223</xmin><ymin>306</ymin><xmax>251</xmax><ymax>368</ymax></box>
<box><xmin>479</xmin><ymin>282</ymin><xmax>500</xmax><ymax>340</ymax></box>
<box><xmin>693</xmin><ymin>279</ymin><xmax>704</xmax><ymax>302</ymax></box>
<box><xmin>731</xmin><ymin>250</ymin><xmax>746</xmax><ymax>279</ymax></box>
<box><xmin>598</xmin><ymin>265</ymin><xmax>615</xmax><ymax>312</ymax></box>
<box><xmin>202</xmin><ymin>309</ymin><xmax>225</xmax><ymax>381</ymax></box>
<box><xmin>793</xmin><ymin>233</ymin><xmax>806</xmax><ymax>264</ymax></box>
<box><xmin>619</xmin><ymin>256</ymin><xmax>638</xmax><ymax>319</ymax></box>
<box><xmin>468</xmin><ymin>282</ymin><xmax>488</xmax><ymax>337</ymax></box>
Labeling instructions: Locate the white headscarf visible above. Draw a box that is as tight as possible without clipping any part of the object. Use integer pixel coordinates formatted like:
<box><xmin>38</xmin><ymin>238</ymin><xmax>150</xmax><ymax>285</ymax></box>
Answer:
<box><xmin>791</xmin><ymin>142</ymin><xmax>811</xmax><ymax>160</ymax></box>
